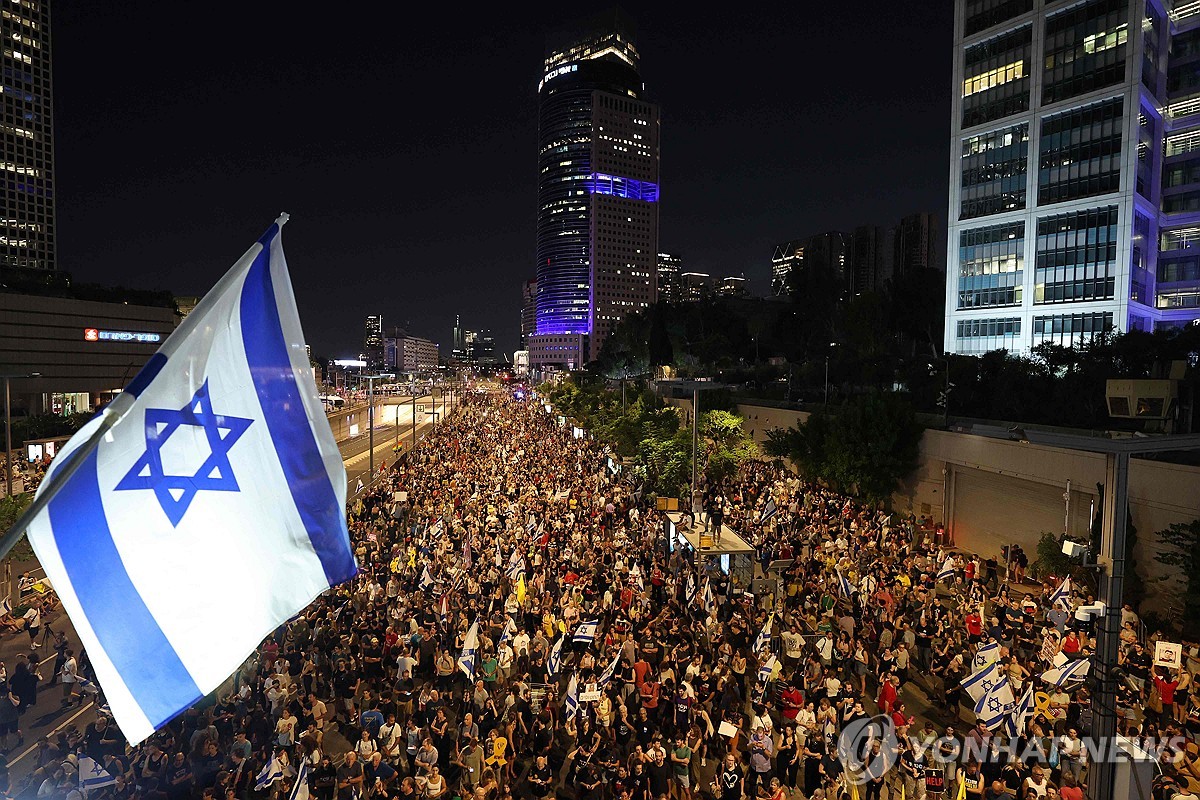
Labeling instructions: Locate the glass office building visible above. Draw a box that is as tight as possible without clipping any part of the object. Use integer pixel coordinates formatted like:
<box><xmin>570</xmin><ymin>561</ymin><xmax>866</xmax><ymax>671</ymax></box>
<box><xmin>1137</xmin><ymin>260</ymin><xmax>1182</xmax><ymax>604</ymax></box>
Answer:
<box><xmin>529</xmin><ymin>9</ymin><xmax>660</xmax><ymax>367</ymax></box>
<box><xmin>946</xmin><ymin>0</ymin><xmax>1200</xmax><ymax>354</ymax></box>
<box><xmin>0</xmin><ymin>0</ymin><xmax>54</xmax><ymax>271</ymax></box>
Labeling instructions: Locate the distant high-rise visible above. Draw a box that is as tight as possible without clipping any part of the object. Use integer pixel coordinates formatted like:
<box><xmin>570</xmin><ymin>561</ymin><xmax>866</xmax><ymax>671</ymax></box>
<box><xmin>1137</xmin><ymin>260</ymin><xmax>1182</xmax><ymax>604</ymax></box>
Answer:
<box><xmin>520</xmin><ymin>278</ymin><xmax>537</xmax><ymax>348</ymax></box>
<box><xmin>893</xmin><ymin>212</ymin><xmax>941</xmax><ymax>277</ymax></box>
<box><xmin>0</xmin><ymin>1</ymin><xmax>54</xmax><ymax>271</ymax></box>
<box><xmin>849</xmin><ymin>226</ymin><xmax>893</xmax><ymax>295</ymax></box>
<box><xmin>363</xmin><ymin>314</ymin><xmax>383</xmax><ymax>370</ymax></box>
<box><xmin>771</xmin><ymin>232</ymin><xmax>850</xmax><ymax>297</ymax></box>
<box><xmin>714</xmin><ymin>274</ymin><xmax>749</xmax><ymax>298</ymax></box>
<box><xmin>946</xmin><ymin>0</ymin><xmax>1200</xmax><ymax>355</ymax></box>
<box><xmin>529</xmin><ymin>9</ymin><xmax>661</xmax><ymax>369</ymax></box>
<box><xmin>657</xmin><ymin>253</ymin><xmax>682</xmax><ymax>303</ymax></box>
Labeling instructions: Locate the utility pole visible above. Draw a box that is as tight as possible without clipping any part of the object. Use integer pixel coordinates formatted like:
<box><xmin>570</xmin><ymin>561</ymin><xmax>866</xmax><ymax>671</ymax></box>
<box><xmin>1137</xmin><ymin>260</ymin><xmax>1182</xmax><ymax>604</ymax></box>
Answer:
<box><xmin>691</xmin><ymin>386</ymin><xmax>699</xmax><ymax>501</ymax></box>
<box><xmin>411</xmin><ymin>381</ymin><xmax>416</xmax><ymax>449</ymax></box>
<box><xmin>368</xmin><ymin>376</ymin><xmax>375</xmax><ymax>477</ymax></box>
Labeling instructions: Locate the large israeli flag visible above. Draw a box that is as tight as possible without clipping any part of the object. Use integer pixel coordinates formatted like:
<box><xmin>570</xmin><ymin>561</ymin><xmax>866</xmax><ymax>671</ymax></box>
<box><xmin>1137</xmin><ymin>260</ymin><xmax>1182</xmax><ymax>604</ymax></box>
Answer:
<box><xmin>573</xmin><ymin>619</ymin><xmax>600</xmax><ymax>645</ymax></box>
<box><xmin>546</xmin><ymin>635</ymin><xmax>565</xmax><ymax>680</ymax></box>
<box><xmin>23</xmin><ymin>217</ymin><xmax>356</xmax><ymax>745</ymax></box>
<box><xmin>960</xmin><ymin>660</ymin><xmax>1001</xmax><ymax>707</ymax></box>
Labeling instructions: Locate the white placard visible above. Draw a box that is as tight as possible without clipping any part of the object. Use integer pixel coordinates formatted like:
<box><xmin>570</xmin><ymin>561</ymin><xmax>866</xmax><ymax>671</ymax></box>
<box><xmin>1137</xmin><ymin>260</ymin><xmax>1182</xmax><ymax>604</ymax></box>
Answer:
<box><xmin>580</xmin><ymin>684</ymin><xmax>601</xmax><ymax>702</ymax></box>
<box><xmin>718</xmin><ymin>721</ymin><xmax>739</xmax><ymax>738</ymax></box>
<box><xmin>394</xmin><ymin>491</ymin><xmax>407</xmax><ymax>502</ymax></box>
<box><xmin>1155</xmin><ymin>640</ymin><xmax>1183</xmax><ymax>670</ymax></box>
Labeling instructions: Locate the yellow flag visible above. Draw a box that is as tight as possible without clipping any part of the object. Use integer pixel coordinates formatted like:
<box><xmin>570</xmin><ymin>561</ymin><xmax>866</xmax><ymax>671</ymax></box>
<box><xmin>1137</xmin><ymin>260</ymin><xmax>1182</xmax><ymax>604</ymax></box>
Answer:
<box><xmin>847</xmin><ymin>780</ymin><xmax>861</xmax><ymax>800</ymax></box>
<box><xmin>517</xmin><ymin>574</ymin><xmax>527</xmax><ymax>604</ymax></box>
<box><xmin>389</xmin><ymin>557</ymin><xmax>400</xmax><ymax>574</ymax></box>
<box><xmin>956</xmin><ymin>776</ymin><xmax>967</xmax><ymax>800</ymax></box>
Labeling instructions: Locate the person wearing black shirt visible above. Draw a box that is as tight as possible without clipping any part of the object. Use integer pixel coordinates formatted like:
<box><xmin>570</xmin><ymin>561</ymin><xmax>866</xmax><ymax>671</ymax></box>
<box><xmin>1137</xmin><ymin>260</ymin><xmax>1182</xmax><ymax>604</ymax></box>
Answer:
<box><xmin>646</xmin><ymin>750</ymin><xmax>672</xmax><ymax>798</ymax></box>
<box><xmin>717</xmin><ymin>755</ymin><xmax>744</xmax><ymax>800</ymax></box>
<box><xmin>336</xmin><ymin>751</ymin><xmax>365</xmax><ymax>800</ymax></box>
<box><xmin>527</xmin><ymin>755</ymin><xmax>554</xmax><ymax>799</ymax></box>
<box><xmin>310</xmin><ymin>756</ymin><xmax>337</xmax><ymax>800</ymax></box>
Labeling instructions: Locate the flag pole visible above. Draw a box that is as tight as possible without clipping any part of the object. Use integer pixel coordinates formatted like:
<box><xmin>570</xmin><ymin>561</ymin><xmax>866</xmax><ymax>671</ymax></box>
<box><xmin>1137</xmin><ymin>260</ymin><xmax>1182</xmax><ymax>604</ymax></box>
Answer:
<box><xmin>0</xmin><ymin>396</ymin><xmax>134</xmax><ymax>561</ymax></box>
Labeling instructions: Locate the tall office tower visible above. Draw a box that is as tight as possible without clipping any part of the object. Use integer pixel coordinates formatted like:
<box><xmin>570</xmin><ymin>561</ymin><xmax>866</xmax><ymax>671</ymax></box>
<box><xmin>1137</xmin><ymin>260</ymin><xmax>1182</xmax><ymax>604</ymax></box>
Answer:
<box><xmin>771</xmin><ymin>241</ymin><xmax>803</xmax><ymax>296</ymax></box>
<box><xmin>363</xmin><ymin>314</ymin><xmax>383</xmax><ymax>370</ymax></box>
<box><xmin>520</xmin><ymin>278</ymin><xmax>537</xmax><ymax>348</ymax></box>
<box><xmin>452</xmin><ymin>314</ymin><xmax>465</xmax><ymax>361</ymax></box>
<box><xmin>656</xmin><ymin>252</ymin><xmax>682</xmax><ymax>303</ymax></box>
<box><xmin>0</xmin><ymin>1</ymin><xmax>54</xmax><ymax>271</ymax></box>
<box><xmin>529</xmin><ymin>9</ymin><xmax>661</xmax><ymax>369</ymax></box>
<box><xmin>849</xmin><ymin>226</ymin><xmax>894</xmax><ymax>295</ymax></box>
<box><xmin>947</xmin><ymin>0</ymin><xmax>1200</xmax><ymax>356</ymax></box>
<box><xmin>893</xmin><ymin>212</ymin><xmax>942</xmax><ymax>277</ymax></box>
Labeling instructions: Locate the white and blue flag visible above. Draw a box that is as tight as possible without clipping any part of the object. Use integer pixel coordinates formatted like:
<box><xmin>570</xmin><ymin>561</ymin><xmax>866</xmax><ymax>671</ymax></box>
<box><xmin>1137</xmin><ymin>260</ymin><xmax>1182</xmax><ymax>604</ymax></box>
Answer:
<box><xmin>597</xmin><ymin>650</ymin><xmax>622</xmax><ymax>688</ymax></box>
<box><xmin>288</xmin><ymin>756</ymin><xmax>309</xmax><ymax>800</ymax></box>
<box><xmin>702</xmin><ymin>579</ymin><xmax>718</xmax><ymax>615</ymax></box>
<box><xmin>78</xmin><ymin>755</ymin><xmax>117</xmax><ymax>792</ymax></box>
<box><xmin>758</xmin><ymin>654</ymin><xmax>778</xmax><ymax>685</ymax></box>
<box><xmin>960</xmin><ymin>660</ymin><xmax>1001</xmax><ymax>707</ymax></box>
<box><xmin>23</xmin><ymin>217</ymin><xmax>356</xmax><ymax>745</ymax></box>
<box><xmin>937</xmin><ymin>556</ymin><xmax>956</xmax><ymax>583</ymax></box>
<box><xmin>546</xmin><ymin>635</ymin><xmax>565</xmax><ymax>680</ymax></box>
<box><xmin>573</xmin><ymin>619</ymin><xmax>600</xmax><ymax>645</ymax></box>
<box><xmin>753</xmin><ymin>612</ymin><xmax>774</xmax><ymax>654</ymax></box>
<box><xmin>499</xmin><ymin>617</ymin><xmax>517</xmax><ymax>648</ymax></box>
<box><xmin>1041</xmin><ymin>652</ymin><xmax>1091</xmax><ymax>687</ymax></box>
<box><xmin>1005</xmin><ymin>685</ymin><xmax>1034</xmax><ymax>739</ymax></box>
<box><xmin>972</xmin><ymin>642</ymin><xmax>1001</xmax><ymax>671</ymax></box>
<box><xmin>564</xmin><ymin>673</ymin><xmax>579</xmax><ymax>717</ymax></box>
<box><xmin>255</xmin><ymin>754</ymin><xmax>286</xmax><ymax>791</ymax></box>
<box><xmin>685</xmin><ymin>574</ymin><xmax>697</xmax><ymax>606</ymax></box>
<box><xmin>458</xmin><ymin>618</ymin><xmax>480</xmax><ymax>678</ymax></box>
<box><xmin>836</xmin><ymin>567</ymin><xmax>854</xmax><ymax>600</ymax></box>
<box><xmin>760</xmin><ymin>498</ymin><xmax>776</xmax><ymax>523</ymax></box>
<box><xmin>974</xmin><ymin>675</ymin><xmax>1016</xmax><ymax>730</ymax></box>
<box><xmin>1048</xmin><ymin>576</ymin><xmax>1072</xmax><ymax>610</ymax></box>
<box><xmin>419</xmin><ymin>565</ymin><xmax>434</xmax><ymax>591</ymax></box>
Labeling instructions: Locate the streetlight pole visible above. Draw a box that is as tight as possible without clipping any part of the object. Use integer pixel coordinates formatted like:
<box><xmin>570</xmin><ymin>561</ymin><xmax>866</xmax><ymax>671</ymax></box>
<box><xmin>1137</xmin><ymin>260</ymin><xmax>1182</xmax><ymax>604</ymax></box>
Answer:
<box><xmin>368</xmin><ymin>376</ymin><xmax>375</xmax><ymax>477</ymax></box>
<box><xmin>411</xmin><ymin>381</ymin><xmax>417</xmax><ymax>449</ymax></box>
<box><xmin>691</xmin><ymin>386</ymin><xmax>700</xmax><ymax>502</ymax></box>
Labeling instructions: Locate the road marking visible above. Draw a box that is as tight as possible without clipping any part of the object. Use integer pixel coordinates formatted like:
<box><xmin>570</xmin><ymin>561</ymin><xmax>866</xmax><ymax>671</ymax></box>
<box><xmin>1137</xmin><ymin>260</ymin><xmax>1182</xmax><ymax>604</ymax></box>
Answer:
<box><xmin>8</xmin><ymin>700</ymin><xmax>94</xmax><ymax>765</ymax></box>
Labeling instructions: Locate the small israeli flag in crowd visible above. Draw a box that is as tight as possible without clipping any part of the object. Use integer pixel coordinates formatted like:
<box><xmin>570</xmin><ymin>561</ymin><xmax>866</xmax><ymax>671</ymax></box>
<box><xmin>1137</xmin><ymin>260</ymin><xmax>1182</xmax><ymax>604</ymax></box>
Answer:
<box><xmin>573</xmin><ymin>619</ymin><xmax>600</xmax><ymax>644</ymax></box>
<box><xmin>974</xmin><ymin>675</ymin><xmax>1016</xmax><ymax>730</ymax></box>
<box><xmin>288</xmin><ymin>757</ymin><xmax>309</xmax><ymax>800</ymax></box>
<box><xmin>703</xmin><ymin>579</ymin><xmax>718</xmax><ymax>615</ymax></box>
<box><xmin>972</xmin><ymin>641</ymin><xmax>1000</xmax><ymax>671</ymax></box>
<box><xmin>960</xmin><ymin>660</ymin><xmax>1001</xmax><ymax>706</ymax></box>
<box><xmin>255</xmin><ymin>754</ymin><xmax>286</xmax><ymax>791</ymax></box>
<box><xmin>597</xmin><ymin>650</ymin><xmax>622</xmax><ymax>688</ymax></box>
<box><xmin>937</xmin><ymin>556</ymin><xmax>956</xmax><ymax>582</ymax></box>
<box><xmin>758</xmin><ymin>654</ymin><xmax>778</xmax><ymax>685</ymax></box>
<box><xmin>1041</xmin><ymin>651</ymin><xmax>1091</xmax><ymax>687</ymax></box>
<box><xmin>458</xmin><ymin>618</ymin><xmax>480</xmax><ymax>678</ymax></box>
<box><xmin>1005</xmin><ymin>685</ymin><xmax>1034</xmax><ymax>739</ymax></box>
<box><xmin>753</xmin><ymin>612</ymin><xmax>774</xmax><ymax>654</ymax></box>
<box><xmin>419</xmin><ymin>566</ymin><xmax>434</xmax><ymax>591</ymax></box>
<box><xmin>21</xmin><ymin>217</ymin><xmax>356</xmax><ymax>745</ymax></box>
<box><xmin>761</xmin><ymin>498</ymin><xmax>776</xmax><ymax>522</ymax></box>
<box><xmin>564</xmin><ymin>673</ymin><xmax>579</xmax><ymax>717</ymax></box>
<box><xmin>1048</xmin><ymin>576</ymin><xmax>1072</xmax><ymax>610</ymax></box>
<box><xmin>836</xmin><ymin>568</ymin><xmax>854</xmax><ymax>599</ymax></box>
<box><xmin>546</xmin><ymin>635</ymin><xmax>565</xmax><ymax>679</ymax></box>
<box><xmin>78</xmin><ymin>755</ymin><xmax>117</xmax><ymax>792</ymax></box>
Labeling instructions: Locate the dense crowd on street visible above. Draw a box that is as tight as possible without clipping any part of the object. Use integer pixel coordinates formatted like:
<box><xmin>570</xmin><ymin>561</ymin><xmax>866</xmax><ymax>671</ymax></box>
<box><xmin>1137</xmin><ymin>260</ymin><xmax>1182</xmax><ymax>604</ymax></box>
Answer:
<box><xmin>5</xmin><ymin>388</ymin><xmax>1200</xmax><ymax>800</ymax></box>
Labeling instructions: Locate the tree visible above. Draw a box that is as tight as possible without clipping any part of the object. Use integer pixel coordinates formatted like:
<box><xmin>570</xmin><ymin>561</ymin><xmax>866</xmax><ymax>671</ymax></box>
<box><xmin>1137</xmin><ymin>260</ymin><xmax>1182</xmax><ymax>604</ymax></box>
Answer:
<box><xmin>823</xmin><ymin>393</ymin><xmax>922</xmax><ymax>504</ymax></box>
<box><xmin>648</xmin><ymin>302</ymin><xmax>674</xmax><ymax>367</ymax></box>
<box><xmin>1154</xmin><ymin>519</ymin><xmax>1200</xmax><ymax>640</ymax></box>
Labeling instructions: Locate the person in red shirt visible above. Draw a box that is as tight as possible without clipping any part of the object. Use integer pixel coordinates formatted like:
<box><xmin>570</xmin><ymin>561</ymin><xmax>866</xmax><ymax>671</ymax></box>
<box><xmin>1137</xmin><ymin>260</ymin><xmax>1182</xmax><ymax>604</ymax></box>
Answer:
<box><xmin>965</xmin><ymin>611</ymin><xmax>983</xmax><ymax>643</ymax></box>
<box><xmin>780</xmin><ymin>684</ymin><xmax>804</xmax><ymax>721</ymax></box>
<box><xmin>876</xmin><ymin>674</ymin><xmax>899</xmax><ymax>715</ymax></box>
<box><xmin>1154</xmin><ymin>669</ymin><xmax>1181</xmax><ymax>723</ymax></box>
<box><xmin>1061</xmin><ymin>630</ymin><xmax>1082</xmax><ymax>656</ymax></box>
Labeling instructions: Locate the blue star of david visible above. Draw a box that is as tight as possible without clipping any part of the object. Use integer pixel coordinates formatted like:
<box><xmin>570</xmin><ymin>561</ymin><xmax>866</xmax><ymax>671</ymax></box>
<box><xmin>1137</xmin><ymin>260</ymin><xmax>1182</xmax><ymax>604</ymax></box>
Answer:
<box><xmin>980</xmin><ymin>677</ymin><xmax>995</xmax><ymax>693</ymax></box>
<box><xmin>114</xmin><ymin>381</ymin><xmax>252</xmax><ymax>527</ymax></box>
<box><xmin>986</xmin><ymin>697</ymin><xmax>1003</xmax><ymax>713</ymax></box>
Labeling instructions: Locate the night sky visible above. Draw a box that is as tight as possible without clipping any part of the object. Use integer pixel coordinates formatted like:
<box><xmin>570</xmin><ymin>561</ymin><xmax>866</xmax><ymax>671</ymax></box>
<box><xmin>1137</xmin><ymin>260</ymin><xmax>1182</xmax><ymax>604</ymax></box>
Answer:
<box><xmin>51</xmin><ymin>5</ymin><xmax>954</xmax><ymax>360</ymax></box>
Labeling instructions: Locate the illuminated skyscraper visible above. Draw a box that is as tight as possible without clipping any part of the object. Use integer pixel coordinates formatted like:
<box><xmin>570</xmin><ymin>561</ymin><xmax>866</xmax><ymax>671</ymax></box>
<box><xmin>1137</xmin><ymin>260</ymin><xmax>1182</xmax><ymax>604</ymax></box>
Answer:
<box><xmin>946</xmin><ymin>0</ymin><xmax>1200</xmax><ymax>354</ymax></box>
<box><xmin>363</xmin><ymin>314</ymin><xmax>383</xmax><ymax>370</ymax></box>
<box><xmin>528</xmin><ymin>8</ymin><xmax>660</xmax><ymax>368</ymax></box>
<box><xmin>0</xmin><ymin>0</ymin><xmax>55</xmax><ymax>271</ymax></box>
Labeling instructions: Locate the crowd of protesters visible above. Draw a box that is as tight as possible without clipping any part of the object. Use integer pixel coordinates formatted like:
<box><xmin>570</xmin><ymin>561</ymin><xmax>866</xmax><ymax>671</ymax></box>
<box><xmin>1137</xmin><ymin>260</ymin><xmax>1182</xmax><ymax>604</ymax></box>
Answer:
<box><xmin>4</xmin><ymin>387</ymin><xmax>1200</xmax><ymax>800</ymax></box>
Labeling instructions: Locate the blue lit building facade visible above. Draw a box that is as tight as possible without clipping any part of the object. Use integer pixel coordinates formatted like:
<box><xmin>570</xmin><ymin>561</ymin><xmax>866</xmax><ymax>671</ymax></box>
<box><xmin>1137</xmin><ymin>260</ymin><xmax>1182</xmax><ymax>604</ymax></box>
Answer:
<box><xmin>529</xmin><ymin>10</ymin><xmax>660</xmax><ymax>368</ymax></box>
<box><xmin>946</xmin><ymin>0</ymin><xmax>1200</xmax><ymax>355</ymax></box>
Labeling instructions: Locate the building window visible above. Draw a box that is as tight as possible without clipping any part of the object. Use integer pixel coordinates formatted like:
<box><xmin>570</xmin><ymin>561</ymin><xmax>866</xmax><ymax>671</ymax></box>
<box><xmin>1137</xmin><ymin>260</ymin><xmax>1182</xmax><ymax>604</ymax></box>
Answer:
<box><xmin>962</xmin><ymin>26</ymin><xmax>1032</xmax><ymax>129</ymax></box>
<box><xmin>964</xmin><ymin>0</ymin><xmax>1034</xmax><ymax>37</ymax></box>
<box><xmin>955</xmin><ymin>316</ymin><xmax>1022</xmax><ymax>353</ymax></box>
<box><xmin>1042</xmin><ymin>0</ymin><xmax>1128</xmax><ymax>105</ymax></box>
<box><xmin>1038</xmin><ymin>97</ymin><xmax>1123</xmax><ymax>205</ymax></box>
<box><xmin>1143</xmin><ymin>3</ymin><xmax>1164</xmax><ymax>98</ymax></box>
<box><xmin>1034</xmin><ymin>206</ymin><xmax>1117</xmax><ymax>304</ymax></box>
<box><xmin>958</xmin><ymin>221</ymin><xmax>1025</xmax><ymax>308</ymax></box>
<box><xmin>960</xmin><ymin>123</ymin><xmax>1029</xmax><ymax>219</ymax></box>
<box><xmin>1131</xmin><ymin>211</ymin><xmax>1154</xmax><ymax>306</ymax></box>
<box><xmin>1032</xmin><ymin>312</ymin><xmax>1114</xmax><ymax>347</ymax></box>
